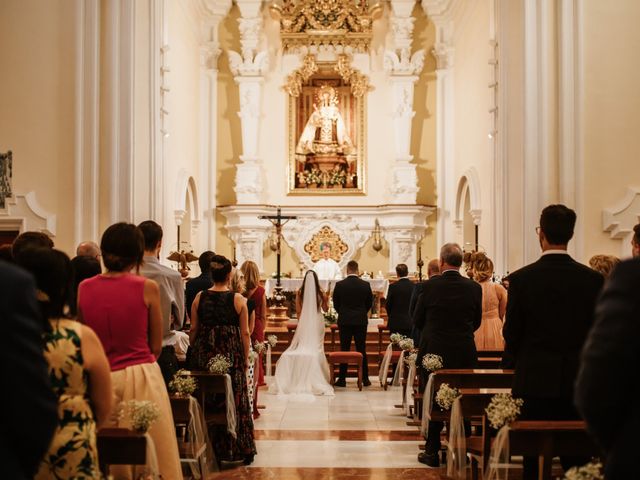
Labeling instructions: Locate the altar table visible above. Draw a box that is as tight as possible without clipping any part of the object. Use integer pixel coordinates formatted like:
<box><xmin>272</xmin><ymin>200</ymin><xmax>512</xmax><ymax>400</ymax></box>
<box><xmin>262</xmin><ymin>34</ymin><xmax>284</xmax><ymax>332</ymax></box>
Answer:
<box><xmin>264</xmin><ymin>278</ymin><xmax>389</xmax><ymax>298</ymax></box>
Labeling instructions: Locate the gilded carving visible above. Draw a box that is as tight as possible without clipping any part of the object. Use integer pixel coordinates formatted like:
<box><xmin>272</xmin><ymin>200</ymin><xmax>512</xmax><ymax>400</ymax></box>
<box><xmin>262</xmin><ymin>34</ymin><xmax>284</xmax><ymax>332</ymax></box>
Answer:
<box><xmin>334</xmin><ymin>54</ymin><xmax>371</xmax><ymax>98</ymax></box>
<box><xmin>284</xmin><ymin>54</ymin><xmax>318</xmax><ymax>97</ymax></box>
<box><xmin>303</xmin><ymin>225</ymin><xmax>349</xmax><ymax>262</ymax></box>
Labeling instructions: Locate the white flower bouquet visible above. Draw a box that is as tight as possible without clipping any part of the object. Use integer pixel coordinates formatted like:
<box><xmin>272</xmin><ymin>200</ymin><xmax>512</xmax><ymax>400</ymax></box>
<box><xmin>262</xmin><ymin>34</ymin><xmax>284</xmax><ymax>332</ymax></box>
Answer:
<box><xmin>398</xmin><ymin>338</ymin><xmax>414</xmax><ymax>351</ymax></box>
<box><xmin>254</xmin><ymin>340</ymin><xmax>266</xmax><ymax>355</ymax></box>
<box><xmin>563</xmin><ymin>461</ymin><xmax>604</xmax><ymax>480</ymax></box>
<box><xmin>485</xmin><ymin>392</ymin><xmax>524</xmax><ymax>429</ymax></box>
<box><xmin>248</xmin><ymin>348</ymin><xmax>259</xmax><ymax>364</ymax></box>
<box><xmin>267</xmin><ymin>335</ymin><xmax>278</xmax><ymax>348</ymax></box>
<box><xmin>435</xmin><ymin>383</ymin><xmax>460</xmax><ymax>410</ymax></box>
<box><xmin>323</xmin><ymin>304</ymin><xmax>338</xmax><ymax>326</ymax></box>
<box><xmin>421</xmin><ymin>353</ymin><xmax>444</xmax><ymax>371</ymax></box>
<box><xmin>389</xmin><ymin>333</ymin><xmax>405</xmax><ymax>344</ymax></box>
<box><xmin>119</xmin><ymin>400</ymin><xmax>160</xmax><ymax>433</ymax></box>
<box><xmin>168</xmin><ymin>370</ymin><xmax>197</xmax><ymax>397</ymax></box>
<box><xmin>207</xmin><ymin>354</ymin><xmax>231</xmax><ymax>375</ymax></box>
<box><xmin>404</xmin><ymin>351</ymin><xmax>418</xmax><ymax>366</ymax></box>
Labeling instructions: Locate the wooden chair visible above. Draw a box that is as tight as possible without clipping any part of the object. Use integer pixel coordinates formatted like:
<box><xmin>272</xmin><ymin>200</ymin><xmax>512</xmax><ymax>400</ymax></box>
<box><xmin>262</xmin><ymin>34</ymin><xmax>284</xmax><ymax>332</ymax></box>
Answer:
<box><xmin>377</xmin><ymin>323</ymin><xmax>390</xmax><ymax>364</ymax></box>
<box><xmin>170</xmin><ymin>395</ymin><xmax>211</xmax><ymax>477</ymax></box>
<box><xmin>327</xmin><ymin>351</ymin><xmax>363</xmax><ymax>390</ymax></box>
<box><xmin>97</xmin><ymin>428</ymin><xmax>147</xmax><ymax>476</ymax></box>
<box><xmin>329</xmin><ymin>323</ymin><xmax>339</xmax><ymax>351</ymax></box>
<box><xmin>181</xmin><ymin>371</ymin><xmax>229</xmax><ymax>428</ymax></box>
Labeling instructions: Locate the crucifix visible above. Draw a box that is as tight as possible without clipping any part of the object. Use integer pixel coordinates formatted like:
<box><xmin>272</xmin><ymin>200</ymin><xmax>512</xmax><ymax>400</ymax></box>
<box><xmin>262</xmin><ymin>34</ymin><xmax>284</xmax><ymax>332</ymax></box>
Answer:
<box><xmin>259</xmin><ymin>207</ymin><xmax>297</xmax><ymax>288</ymax></box>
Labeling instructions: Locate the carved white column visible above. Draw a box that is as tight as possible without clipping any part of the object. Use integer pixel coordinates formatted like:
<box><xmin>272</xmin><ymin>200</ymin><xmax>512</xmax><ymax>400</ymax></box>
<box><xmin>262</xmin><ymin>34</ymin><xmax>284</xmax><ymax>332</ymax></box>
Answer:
<box><xmin>228</xmin><ymin>229</ymin><xmax>270</xmax><ymax>272</ymax></box>
<box><xmin>228</xmin><ymin>0</ymin><xmax>269</xmax><ymax>204</ymax></box>
<box><xmin>383</xmin><ymin>227</ymin><xmax>425</xmax><ymax>275</ymax></box>
<box><xmin>384</xmin><ymin>0</ymin><xmax>425</xmax><ymax>204</ymax></box>
<box><xmin>199</xmin><ymin>0</ymin><xmax>231</xmax><ymax>249</ymax></box>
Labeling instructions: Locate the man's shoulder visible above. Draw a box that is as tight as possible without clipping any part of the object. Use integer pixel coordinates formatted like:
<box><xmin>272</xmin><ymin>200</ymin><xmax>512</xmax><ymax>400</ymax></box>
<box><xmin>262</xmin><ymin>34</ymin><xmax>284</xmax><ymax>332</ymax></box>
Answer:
<box><xmin>612</xmin><ymin>258</ymin><xmax>640</xmax><ymax>282</ymax></box>
<box><xmin>0</xmin><ymin>260</ymin><xmax>32</xmax><ymax>290</ymax></box>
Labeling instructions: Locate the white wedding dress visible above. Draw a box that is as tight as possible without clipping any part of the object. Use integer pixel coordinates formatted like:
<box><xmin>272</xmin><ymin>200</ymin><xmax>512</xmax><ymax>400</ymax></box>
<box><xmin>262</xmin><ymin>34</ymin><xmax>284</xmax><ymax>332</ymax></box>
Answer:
<box><xmin>269</xmin><ymin>272</ymin><xmax>335</xmax><ymax>397</ymax></box>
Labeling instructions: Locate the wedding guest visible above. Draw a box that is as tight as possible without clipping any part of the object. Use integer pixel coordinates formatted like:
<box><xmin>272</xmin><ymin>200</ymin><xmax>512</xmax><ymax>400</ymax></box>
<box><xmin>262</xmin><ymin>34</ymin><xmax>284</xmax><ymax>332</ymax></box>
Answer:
<box><xmin>69</xmin><ymin>255</ymin><xmax>101</xmax><ymax>316</ymax></box>
<box><xmin>0</xmin><ymin>260</ymin><xmax>57</xmax><ymax>480</ymax></box>
<box><xmin>241</xmin><ymin>260</ymin><xmax>266</xmax><ymax>385</ymax></box>
<box><xmin>76</xmin><ymin>240</ymin><xmax>101</xmax><ymax>260</ymax></box>
<box><xmin>18</xmin><ymin>248</ymin><xmax>112</xmax><ymax>479</ymax></box>
<box><xmin>78</xmin><ymin>223</ymin><xmax>183</xmax><ymax>479</ymax></box>
<box><xmin>575</xmin><ymin>257</ymin><xmax>640</xmax><ymax>479</ymax></box>
<box><xmin>588</xmin><ymin>254</ymin><xmax>620</xmax><ymax>279</ymax></box>
<box><xmin>503</xmin><ymin>205</ymin><xmax>604</xmax><ymax>479</ymax></box>
<box><xmin>632</xmin><ymin>223</ymin><xmax>640</xmax><ymax>257</ymax></box>
<box><xmin>12</xmin><ymin>231</ymin><xmax>53</xmax><ymax>263</ymax></box>
<box><xmin>0</xmin><ymin>243</ymin><xmax>13</xmax><ymax>262</ymax></box>
<box><xmin>189</xmin><ymin>255</ymin><xmax>256</xmax><ymax>465</ymax></box>
<box><xmin>333</xmin><ymin>260</ymin><xmax>373</xmax><ymax>387</ymax></box>
<box><xmin>138</xmin><ymin>220</ymin><xmax>186</xmax><ymax>379</ymax></box>
<box><xmin>413</xmin><ymin>243</ymin><xmax>482</xmax><ymax>467</ymax></box>
<box><xmin>468</xmin><ymin>252</ymin><xmax>507</xmax><ymax>351</ymax></box>
<box><xmin>408</xmin><ymin>258</ymin><xmax>440</xmax><ymax>345</ymax></box>
<box><xmin>385</xmin><ymin>263</ymin><xmax>414</xmax><ymax>338</ymax></box>
<box><xmin>185</xmin><ymin>250</ymin><xmax>215</xmax><ymax>322</ymax></box>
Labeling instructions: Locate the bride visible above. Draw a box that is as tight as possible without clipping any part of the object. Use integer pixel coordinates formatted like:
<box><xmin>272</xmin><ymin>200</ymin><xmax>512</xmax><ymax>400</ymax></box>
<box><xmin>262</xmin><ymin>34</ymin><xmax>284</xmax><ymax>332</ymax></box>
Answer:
<box><xmin>269</xmin><ymin>270</ymin><xmax>334</xmax><ymax>396</ymax></box>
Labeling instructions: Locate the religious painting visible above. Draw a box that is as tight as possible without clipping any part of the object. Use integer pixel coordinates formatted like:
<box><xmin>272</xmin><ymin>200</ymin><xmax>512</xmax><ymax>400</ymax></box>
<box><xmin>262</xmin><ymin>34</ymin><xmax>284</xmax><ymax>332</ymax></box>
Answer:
<box><xmin>286</xmin><ymin>55</ymin><xmax>367</xmax><ymax>195</ymax></box>
<box><xmin>0</xmin><ymin>151</ymin><xmax>12</xmax><ymax>210</ymax></box>
<box><xmin>303</xmin><ymin>225</ymin><xmax>349</xmax><ymax>262</ymax></box>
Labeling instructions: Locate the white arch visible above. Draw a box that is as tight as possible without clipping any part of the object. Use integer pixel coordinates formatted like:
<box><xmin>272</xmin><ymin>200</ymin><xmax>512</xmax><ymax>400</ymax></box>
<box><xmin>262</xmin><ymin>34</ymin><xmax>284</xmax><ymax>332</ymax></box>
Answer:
<box><xmin>174</xmin><ymin>169</ymin><xmax>201</xmax><ymax>227</ymax></box>
<box><xmin>455</xmin><ymin>167</ymin><xmax>482</xmax><ymax>225</ymax></box>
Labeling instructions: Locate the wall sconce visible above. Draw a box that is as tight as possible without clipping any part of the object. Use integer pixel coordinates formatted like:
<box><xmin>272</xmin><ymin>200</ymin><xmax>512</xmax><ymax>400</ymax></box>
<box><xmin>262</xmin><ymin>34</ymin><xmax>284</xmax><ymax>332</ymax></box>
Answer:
<box><xmin>372</xmin><ymin>219</ymin><xmax>383</xmax><ymax>252</ymax></box>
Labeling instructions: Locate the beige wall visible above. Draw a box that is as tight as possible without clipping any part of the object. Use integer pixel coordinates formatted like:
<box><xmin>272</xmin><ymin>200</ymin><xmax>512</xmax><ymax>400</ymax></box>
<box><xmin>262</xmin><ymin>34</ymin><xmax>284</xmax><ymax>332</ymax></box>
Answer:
<box><xmin>0</xmin><ymin>0</ymin><xmax>77</xmax><ymax>254</ymax></box>
<box><xmin>580</xmin><ymin>0</ymin><xmax>640</xmax><ymax>260</ymax></box>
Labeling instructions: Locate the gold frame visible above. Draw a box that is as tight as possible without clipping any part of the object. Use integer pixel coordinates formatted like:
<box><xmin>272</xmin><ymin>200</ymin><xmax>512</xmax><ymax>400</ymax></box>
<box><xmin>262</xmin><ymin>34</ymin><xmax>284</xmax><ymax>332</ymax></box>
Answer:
<box><xmin>286</xmin><ymin>64</ymin><xmax>367</xmax><ymax>196</ymax></box>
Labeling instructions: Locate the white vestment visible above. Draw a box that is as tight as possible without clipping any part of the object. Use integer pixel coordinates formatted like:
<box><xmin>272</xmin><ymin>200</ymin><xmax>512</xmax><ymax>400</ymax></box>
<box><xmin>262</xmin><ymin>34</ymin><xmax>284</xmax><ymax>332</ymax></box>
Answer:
<box><xmin>312</xmin><ymin>258</ymin><xmax>342</xmax><ymax>280</ymax></box>
<box><xmin>269</xmin><ymin>272</ymin><xmax>334</xmax><ymax>398</ymax></box>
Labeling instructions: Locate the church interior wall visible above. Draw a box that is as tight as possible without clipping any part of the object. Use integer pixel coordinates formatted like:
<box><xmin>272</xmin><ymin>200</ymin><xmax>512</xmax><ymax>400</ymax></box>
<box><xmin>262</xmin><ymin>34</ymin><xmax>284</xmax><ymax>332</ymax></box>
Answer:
<box><xmin>0</xmin><ymin>0</ymin><xmax>77</xmax><ymax>253</ymax></box>
<box><xmin>580</xmin><ymin>0</ymin><xmax>640</xmax><ymax>260</ymax></box>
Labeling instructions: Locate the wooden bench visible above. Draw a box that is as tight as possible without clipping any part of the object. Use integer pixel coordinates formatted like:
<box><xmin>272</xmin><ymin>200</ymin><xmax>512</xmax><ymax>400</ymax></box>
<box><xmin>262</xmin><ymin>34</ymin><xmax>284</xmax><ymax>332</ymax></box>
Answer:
<box><xmin>170</xmin><ymin>395</ymin><xmax>211</xmax><ymax>476</ymax></box>
<box><xmin>327</xmin><ymin>351</ymin><xmax>363</xmax><ymax>390</ymax></box>
<box><xmin>97</xmin><ymin>427</ymin><xmax>147</xmax><ymax>475</ymax></box>
<box><xmin>180</xmin><ymin>371</ymin><xmax>229</xmax><ymax>428</ymax></box>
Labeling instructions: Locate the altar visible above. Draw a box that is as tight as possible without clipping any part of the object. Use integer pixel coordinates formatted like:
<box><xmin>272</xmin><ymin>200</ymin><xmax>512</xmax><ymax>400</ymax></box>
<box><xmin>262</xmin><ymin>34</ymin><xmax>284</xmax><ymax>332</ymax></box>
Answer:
<box><xmin>264</xmin><ymin>277</ymin><xmax>389</xmax><ymax>298</ymax></box>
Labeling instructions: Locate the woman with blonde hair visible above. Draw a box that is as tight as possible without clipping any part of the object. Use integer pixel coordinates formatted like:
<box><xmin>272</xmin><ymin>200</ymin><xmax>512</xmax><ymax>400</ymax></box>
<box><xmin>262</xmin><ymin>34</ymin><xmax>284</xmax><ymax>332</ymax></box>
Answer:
<box><xmin>588</xmin><ymin>254</ymin><xmax>620</xmax><ymax>279</ymax></box>
<box><xmin>240</xmin><ymin>260</ymin><xmax>267</xmax><ymax>417</ymax></box>
<box><xmin>467</xmin><ymin>252</ymin><xmax>507</xmax><ymax>351</ymax></box>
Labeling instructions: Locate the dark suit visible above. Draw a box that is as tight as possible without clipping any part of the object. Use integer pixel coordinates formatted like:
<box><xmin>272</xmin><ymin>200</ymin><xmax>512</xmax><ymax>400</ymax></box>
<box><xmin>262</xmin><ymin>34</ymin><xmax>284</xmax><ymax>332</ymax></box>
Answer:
<box><xmin>385</xmin><ymin>277</ymin><xmax>415</xmax><ymax>337</ymax></box>
<box><xmin>575</xmin><ymin>258</ymin><xmax>639</xmax><ymax>479</ymax></box>
<box><xmin>333</xmin><ymin>274</ymin><xmax>373</xmax><ymax>381</ymax></box>
<box><xmin>413</xmin><ymin>269</ymin><xmax>482</xmax><ymax>453</ymax></box>
<box><xmin>0</xmin><ymin>261</ymin><xmax>57</xmax><ymax>479</ymax></box>
<box><xmin>503</xmin><ymin>252</ymin><xmax>604</xmax><ymax>478</ymax></box>
<box><xmin>185</xmin><ymin>272</ymin><xmax>213</xmax><ymax>320</ymax></box>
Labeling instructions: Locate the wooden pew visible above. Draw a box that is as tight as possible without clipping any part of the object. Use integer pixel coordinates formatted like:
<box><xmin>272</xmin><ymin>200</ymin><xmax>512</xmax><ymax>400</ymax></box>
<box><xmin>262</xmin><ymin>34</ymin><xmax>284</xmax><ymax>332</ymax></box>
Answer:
<box><xmin>170</xmin><ymin>395</ymin><xmax>211</xmax><ymax>476</ymax></box>
<box><xmin>180</xmin><ymin>371</ymin><xmax>229</xmax><ymax>428</ymax></box>
<box><xmin>97</xmin><ymin>428</ymin><xmax>146</xmax><ymax>475</ymax></box>
<box><xmin>508</xmin><ymin>421</ymin><xmax>599</xmax><ymax>480</ymax></box>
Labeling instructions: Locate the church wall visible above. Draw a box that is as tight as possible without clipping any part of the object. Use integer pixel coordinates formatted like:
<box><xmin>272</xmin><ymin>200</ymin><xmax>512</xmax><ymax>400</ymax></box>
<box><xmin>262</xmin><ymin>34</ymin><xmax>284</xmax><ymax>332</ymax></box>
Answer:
<box><xmin>0</xmin><ymin>0</ymin><xmax>77</xmax><ymax>254</ymax></box>
<box><xmin>579</xmin><ymin>0</ymin><xmax>640</xmax><ymax>260</ymax></box>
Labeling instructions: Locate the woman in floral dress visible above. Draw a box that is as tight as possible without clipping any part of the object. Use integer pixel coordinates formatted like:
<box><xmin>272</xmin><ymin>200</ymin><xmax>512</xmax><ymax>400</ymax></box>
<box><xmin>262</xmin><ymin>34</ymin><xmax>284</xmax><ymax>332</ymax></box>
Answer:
<box><xmin>189</xmin><ymin>255</ymin><xmax>256</xmax><ymax>465</ymax></box>
<box><xmin>19</xmin><ymin>247</ymin><xmax>112</xmax><ymax>479</ymax></box>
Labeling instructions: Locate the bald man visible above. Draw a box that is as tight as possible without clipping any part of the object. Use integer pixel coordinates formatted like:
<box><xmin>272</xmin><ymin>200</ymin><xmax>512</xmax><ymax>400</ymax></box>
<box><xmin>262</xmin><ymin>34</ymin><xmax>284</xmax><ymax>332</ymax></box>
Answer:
<box><xmin>76</xmin><ymin>241</ymin><xmax>100</xmax><ymax>259</ymax></box>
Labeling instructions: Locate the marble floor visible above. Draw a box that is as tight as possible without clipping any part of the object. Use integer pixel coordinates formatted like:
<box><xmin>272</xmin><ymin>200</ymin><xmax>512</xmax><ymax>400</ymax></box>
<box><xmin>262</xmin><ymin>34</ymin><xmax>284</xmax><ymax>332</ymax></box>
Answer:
<box><xmin>208</xmin><ymin>377</ymin><xmax>443</xmax><ymax>479</ymax></box>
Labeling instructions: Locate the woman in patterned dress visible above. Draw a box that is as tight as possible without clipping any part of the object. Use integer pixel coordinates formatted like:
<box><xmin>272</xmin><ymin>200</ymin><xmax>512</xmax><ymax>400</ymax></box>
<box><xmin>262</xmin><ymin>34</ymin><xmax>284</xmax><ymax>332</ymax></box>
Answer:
<box><xmin>189</xmin><ymin>255</ymin><xmax>257</xmax><ymax>465</ymax></box>
<box><xmin>19</xmin><ymin>248</ymin><xmax>112</xmax><ymax>479</ymax></box>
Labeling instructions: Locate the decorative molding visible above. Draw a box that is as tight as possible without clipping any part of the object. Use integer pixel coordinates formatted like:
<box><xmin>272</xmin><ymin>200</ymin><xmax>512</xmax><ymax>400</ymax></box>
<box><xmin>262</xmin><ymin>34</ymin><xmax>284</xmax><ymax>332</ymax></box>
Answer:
<box><xmin>0</xmin><ymin>192</ymin><xmax>57</xmax><ymax>236</ymax></box>
<box><xmin>455</xmin><ymin>167</ymin><xmax>482</xmax><ymax>226</ymax></box>
<box><xmin>602</xmin><ymin>187</ymin><xmax>640</xmax><ymax>256</ymax></box>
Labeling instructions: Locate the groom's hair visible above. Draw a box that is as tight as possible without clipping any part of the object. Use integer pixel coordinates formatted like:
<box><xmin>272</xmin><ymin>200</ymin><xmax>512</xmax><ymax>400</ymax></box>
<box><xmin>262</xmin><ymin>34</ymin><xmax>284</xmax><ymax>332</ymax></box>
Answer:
<box><xmin>346</xmin><ymin>260</ymin><xmax>358</xmax><ymax>274</ymax></box>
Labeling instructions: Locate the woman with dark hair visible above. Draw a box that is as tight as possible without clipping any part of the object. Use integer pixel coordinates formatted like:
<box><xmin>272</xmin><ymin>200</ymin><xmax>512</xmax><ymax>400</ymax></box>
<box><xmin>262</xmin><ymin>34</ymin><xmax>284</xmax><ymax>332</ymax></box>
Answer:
<box><xmin>188</xmin><ymin>254</ymin><xmax>256</xmax><ymax>465</ymax></box>
<box><xmin>18</xmin><ymin>248</ymin><xmax>112</xmax><ymax>479</ymax></box>
<box><xmin>269</xmin><ymin>270</ymin><xmax>334</xmax><ymax>397</ymax></box>
<box><xmin>69</xmin><ymin>255</ymin><xmax>101</xmax><ymax>316</ymax></box>
<box><xmin>77</xmin><ymin>223</ymin><xmax>183</xmax><ymax>479</ymax></box>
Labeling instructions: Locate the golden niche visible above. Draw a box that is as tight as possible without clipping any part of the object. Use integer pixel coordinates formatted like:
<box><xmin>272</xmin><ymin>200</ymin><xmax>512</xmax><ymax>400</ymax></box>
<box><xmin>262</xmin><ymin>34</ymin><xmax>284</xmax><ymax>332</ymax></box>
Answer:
<box><xmin>304</xmin><ymin>226</ymin><xmax>349</xmax><ymax>262</ymax></box>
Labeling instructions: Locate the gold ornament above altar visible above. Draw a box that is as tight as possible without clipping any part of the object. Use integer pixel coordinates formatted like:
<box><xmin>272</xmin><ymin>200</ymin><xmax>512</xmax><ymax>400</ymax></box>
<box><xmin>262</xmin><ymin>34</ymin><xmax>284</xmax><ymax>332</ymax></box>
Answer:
<box><xmin>270</xmin><ymin>0</ymin><xmax>382</xmax><ymax>52</ymax></box>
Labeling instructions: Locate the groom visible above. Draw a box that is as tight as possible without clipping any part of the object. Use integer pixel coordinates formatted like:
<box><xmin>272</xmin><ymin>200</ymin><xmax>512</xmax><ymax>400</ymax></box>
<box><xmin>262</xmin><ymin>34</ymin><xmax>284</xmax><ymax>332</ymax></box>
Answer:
<box><xmin>332</xmin><ymin>260</ymin><xmax>373</xmax><ymax>387</ymax></box>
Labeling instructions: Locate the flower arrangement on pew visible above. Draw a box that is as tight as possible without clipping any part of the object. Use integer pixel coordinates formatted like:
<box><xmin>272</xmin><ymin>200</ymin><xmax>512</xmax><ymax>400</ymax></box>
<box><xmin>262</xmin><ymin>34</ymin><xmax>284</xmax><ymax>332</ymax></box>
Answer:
<box><xmin>207</xmin><ymin>354</ymin><xmax>231</xmax><ymax>375</ymax></box>
<box><xmin>389</xmin><ymin>332</ymin><xmax>405</xmax><ymax>344</ymax></box>
<box><xmin>254</xmin><ymin>340</ymin><xmax>266</xmax><ymax>355</ymax></box>
<box><xmin>435</xmin><ymin>383</ymin><xmax>460</xmax><ymax>410</ymax></box>
<box><xmin>421</xmin><ymin>353</ymin><xmax>444</xmax><ymax>372</ymax></box>
<box><xmin>404</xmin><ymin>351</ymin><xmax>418</xmax><ymax>366</ymax></box>
<box><xmin>119</xmin><ymin>400</ymin><xmax>160</xmax><ymax>433</ymax></box>
<box><xmin>168</xmin><ymin>369</ymin><xmax>197</xmax><ymax>397</ymax></box>
<box><xmin>248</xmin><ymin>348</ymin><xmax>259</xmax><ymax>364</ymax></box>
<box><xmin>563</xmin><ymin>460</ymin><xmax>604</xmax><ymax>480</ymax></box>
<box><xmin>267</xmin><ymin>335</ymin><xmax>278</xmax><ymax>348</ymax></box>
<box><xmin>485</xmin><ymin>392</ymin><xmax>524</xmax><ymax>429</ymax></box>
<box><xmin>398</xmin><ymin>337</ymin><xmax>414</xmax><ymax>351</ymax></box>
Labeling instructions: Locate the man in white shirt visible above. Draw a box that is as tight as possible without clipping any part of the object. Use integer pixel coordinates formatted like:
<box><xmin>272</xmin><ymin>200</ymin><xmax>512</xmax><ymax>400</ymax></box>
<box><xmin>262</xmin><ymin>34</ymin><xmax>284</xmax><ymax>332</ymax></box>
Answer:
<box><xmin>138</xmin><ymin>220</ymin><xmax>188</xmax><ymax>382</ymax></box>
<box><xmin>312</xmin><ymin>243</ymin><xmax>342</xmax><ymax>280</ymax></box>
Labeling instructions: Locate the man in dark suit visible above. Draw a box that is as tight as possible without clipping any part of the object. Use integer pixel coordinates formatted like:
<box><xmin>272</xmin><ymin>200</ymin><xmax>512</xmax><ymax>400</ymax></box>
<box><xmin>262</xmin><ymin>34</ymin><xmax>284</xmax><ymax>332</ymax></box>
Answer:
<box><xmin>575</xmin><ymin>257</ymin><xmax>639</xmax><ymax>479</ymax></box>
<box><xmin>414</xmin><ymin>243</ymin><xmax>482</xmax><ymax>466</ymax></box>
<box><xmin>385</xmin><ymin>263</ymin><xmax>414</xmax><ymax>338</ymax></box>
<box><xmin>503</xmin><ymin>204</ymin><xmax>604</xmax><ymax>479</ymax></box>
<box><xmin>185</xmin><ymin>250</ymin><xmax>215</xmax><ymax>320</ymax></box>
<box><xmin>409</xmin><ymin>258</ymin><xmax>440</xmax><ymax>344</ymax></box>
<box><xmin>333</xmin><ymin>260</ymin><xmax>373</xmax><ymax>387</ymax></box>
<box><xmin>0</xmin><ymin>261</ymin><xmax>57</xmax><ymax>479</ymax></box>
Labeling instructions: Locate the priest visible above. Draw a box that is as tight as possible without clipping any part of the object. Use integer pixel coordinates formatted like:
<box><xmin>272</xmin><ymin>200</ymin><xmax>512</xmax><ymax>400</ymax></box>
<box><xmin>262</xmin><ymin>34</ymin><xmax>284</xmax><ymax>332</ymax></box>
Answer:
<box><xmin>313</xmin><ymin>243</ymin><xmax>342</xmax><ymax>280</ymax></box>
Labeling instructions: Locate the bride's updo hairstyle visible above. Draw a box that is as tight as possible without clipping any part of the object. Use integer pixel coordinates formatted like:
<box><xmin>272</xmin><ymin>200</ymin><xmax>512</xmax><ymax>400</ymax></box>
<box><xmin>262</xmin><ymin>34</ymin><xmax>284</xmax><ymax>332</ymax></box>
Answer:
<box><xmin>210</xmin><ymin>255</ymin><xmax>232</xmax><ymax>283</ymax></box>
<box><xmin>299</xmin><ymin>269</ymin><xmax>324</xmax><ymax>309</ymax></box>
